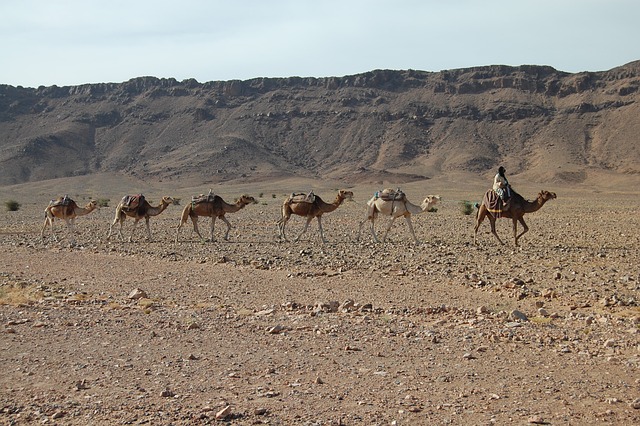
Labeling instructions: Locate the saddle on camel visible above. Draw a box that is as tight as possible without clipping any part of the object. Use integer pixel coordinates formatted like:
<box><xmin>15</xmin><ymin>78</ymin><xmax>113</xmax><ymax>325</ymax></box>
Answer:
<box><xmin>120</xmin><ymin>194</ymin><xmax>145</xmax><ymax>211</ymax></box>
<box><xmin>374</xmin><ymin>188</ymin><xmax>406</xmax><ymax>202</ymax></box>
<box><xmin>286</xmin><ymin>191</ymin><xmax>316</xmax><ymax>205</ymax></box>
<box><xmin>481</xmin><ymin>188</ymin><xmax>519</xmax><ymax>218</ymax></box>
<box><xmin>191</xmin><ymin>189</ymin><xmax>216</xmax><ymax>205</ymax></box>
<box><xmin>48</xmin><ymin>195</ymin><xmax>73</xmax><ymax>208</ymax></box>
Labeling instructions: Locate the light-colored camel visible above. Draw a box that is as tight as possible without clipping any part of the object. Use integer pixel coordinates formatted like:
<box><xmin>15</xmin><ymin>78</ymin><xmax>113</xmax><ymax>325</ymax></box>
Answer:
<box><xmin>107</xmin><ymin>195</ymin><xmax>176</xmax><ymax>242</ymax></box>
<box><xmin>277</xmin><ymin>189</ymin><xmax>354</xmax><ymax>242</ymax></box>
<box><xmin>474</xmin><ymin>189</ymin><xmax>556</xmax><ymax>246</ymax></box>
<box><xmin>175</xmin><ymin>194</ymin><xmax>257</xmax><ymax>242</ymax></box>
<box><xmin>357</xmin><ymin>194</ymin><xmax>441</xmax><ymax>243</ymax></box>
<box><xmin>41</xmin><ymin>197</ymin><xmax>99</xmax><ymax>243</ymax></box>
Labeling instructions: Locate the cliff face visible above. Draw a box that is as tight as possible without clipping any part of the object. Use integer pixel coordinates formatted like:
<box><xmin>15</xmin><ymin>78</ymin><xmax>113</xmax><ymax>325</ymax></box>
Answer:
<box><xmin>1</xmin><ymin>61</ymin><xmax>639</xmax><ymax>186</ymax></box>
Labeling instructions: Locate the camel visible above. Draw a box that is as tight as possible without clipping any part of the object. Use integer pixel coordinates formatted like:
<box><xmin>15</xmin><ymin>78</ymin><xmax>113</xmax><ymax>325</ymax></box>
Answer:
<box><xmin>41</xmin><ymin>196</ymin><xmax>99</xmax><ymax>243</ymax></box>
<box><xmin>175</xmin><ymin>193</ymin><xmax>257</xmax><ymax>242</ymax></box>
<box><xmin>357</xmin><ymin>192</ymin><xmax>441</xmax><ymax>243</ymax></box>
<box><xmin>474</xmin><ymin>189</ymin><xmax>557</xmax><ymax>246</ymax></box>
<box><xmin>107</xmin><ymin>195</ymin><xmax>176</xmax><ymax>242</ymax></box>
<box><xmin>277</xmin><ymin>189</ymin><xmax>354</xmax><ymax>243</ymax></box>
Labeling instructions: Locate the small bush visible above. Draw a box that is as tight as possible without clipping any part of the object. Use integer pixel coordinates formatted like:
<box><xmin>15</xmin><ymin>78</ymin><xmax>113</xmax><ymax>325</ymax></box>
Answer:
<box><xmin>258</xmin><ymin>192</ymin><xmax>264</xmax><ymax>198</ymax></box>
<box><xmin>5</xmin><ymin>200</ymin><xmax>20</xmax><ymax>211</ymax></box>
<box><xmin>460</xmin><ymin>200</ymin><xmax>474</xmax><ymax>215</ymax></box>
<box><xmin>272</xmin><ymin>194</ymin><xmax>277</xmax><ymax>199</ymax></box>
<box><xmin>427</xmin><ymin>207</ymin><xmax>438</xmax><ymax>213</ymax></box>
<box><xmin>97</xmin><ymin>198</ymin><xmax>110</xmax><ymax>207</ymax></box>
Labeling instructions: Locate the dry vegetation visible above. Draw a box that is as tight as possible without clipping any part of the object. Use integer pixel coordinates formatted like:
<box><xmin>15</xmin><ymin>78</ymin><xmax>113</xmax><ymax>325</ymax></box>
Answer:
<box><xmin>1</xmin><ymin>176</ymin><xmax>639</xmax><ymax>425</ymax></box>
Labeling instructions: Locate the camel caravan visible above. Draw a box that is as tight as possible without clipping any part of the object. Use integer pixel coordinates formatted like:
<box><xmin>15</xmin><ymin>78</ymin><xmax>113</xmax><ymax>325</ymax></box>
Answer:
<box><xmin>39</xmin><ymin>179</ymin><xmax>556</xmax><ymax>246</ymax></box>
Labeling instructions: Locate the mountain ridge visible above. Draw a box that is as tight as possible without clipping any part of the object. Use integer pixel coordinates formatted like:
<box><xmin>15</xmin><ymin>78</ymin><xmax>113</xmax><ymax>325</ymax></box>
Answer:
<box><xmin>1</xmin><ymin>61</ymin><xmax>639</xmax><ymax>187</ymax></box>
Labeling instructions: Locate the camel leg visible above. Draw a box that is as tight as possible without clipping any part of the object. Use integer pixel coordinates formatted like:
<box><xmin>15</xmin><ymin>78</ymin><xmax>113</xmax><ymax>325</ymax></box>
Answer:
<box><xmin>66</xmin><ymin>218</ymin><xmax>76</xmax><ymax>244</ymax></box>
<box><xmin>107</xmin><ymin>221</ymin><xmax>115</xmax><ymax>240</ymax></box>
<box><xmin>128</xmin><ymin>218</ymin><xmax>141</xmax><ymax>242</ymax></box>
<box><xmin>51</xmin><ymin>218</ymin><xmax>59</xmax><ymax>242</ymax></box>
<box><xmin>369</xmin><ymin>217</ymin><xmax>379</xmax><ymax>243</ymax></box>
<box><xmin>175</xmin><ymin>220</ymin><xmax>184</xmax><ymax>243</ymax></box>
<box><xmin>358</xmin><ymin>205</ymin><xmax>376</xmax><ymax>243</ymax></box>
<box><xmin>107</xmin><ymin>209</ymin><xmax>125</xmax><ymax>241</ymax></box>
<box><xmin>514</xmin><ymin>217</ymin><xmax>529</xmax><ymax>246</ymax></box>
<box><xmin>41</xmin><ymin>217</ymin><xmax>49</xmax><ymax>239</ymax></box>
<box><xmin>381</xmin><ymin>217</ymin><xmax>398</xmax><ymax>242</ymax></box>
<box><xmin>277</xmin><ymin>215</ymin><xmax>289</xmax><ymax>241</ymax></box>
<box><xmin>294</xmin><ymin>217</ymin><xmax>314</xmax><ymax>242</ymax></box>
<box><xmin>42</xmin><ymin>216</ymin><xmax>54</xmax><ymax>240</ymax></box>
<box><xmin>357</xmin><ymin>217</ymin><xmax>377</xmax><ymax>243</ymax></box>
<box><xmin>278</xmin><ymin>203</ymin><xmax>296</xmax><ymax>241</ymax></box>
<box><xmin>488</xmin><ymin>216</ymin><xmax>505</xmax><ymax>245</ymax></box>
<box><xmin>220</xmin><ymin>216</ymin><xmax>233</xmax><ymax>241</ymax></box>
<box><xmin>404</xmin><ymin>215</ymin><xmax>419</xmax><ymax>244</ymax></box>
<box><xmin>316</xmin><ymin>216</ymin><xmax>327</xmax><ymax>243</ymax></box>
<box><xmin>356</xmin><ymin>219</ymin><xmax>365</xmax><ymax>242</ymax></box>
<box><xmin>144</xmin><ymin>217</ymin><xmax>152</xmax><ymax>241</ymax></box>
<box><xmin>473</xmin><ymin>209</ymin><xmax>484</xmax><ymax>244</ymax></box>
<box><xmin>188</xmin><ymin>216</ymin><xmax>204</xmax><ymax>241</ymax></box>
<box><xmin>474</xmin><ymin>205</ymin><xmax>503</xmax><ymax>245</ymax></box>
<box><xmin>117</xmin><ymin>219</ymin><xmax>126</xmax><ymax>241</ymax></box>
<box><xmin>208</xmin><ymin>217</ymin><xmax>217</xmax><ymax>241</ymax></box>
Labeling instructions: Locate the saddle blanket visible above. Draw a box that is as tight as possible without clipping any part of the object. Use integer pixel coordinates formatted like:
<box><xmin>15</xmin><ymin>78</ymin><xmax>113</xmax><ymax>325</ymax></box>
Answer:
<box><xmin>483</xmin><ymin>190</ymin><xmax>506</xmax><ymax>217</ymax></box>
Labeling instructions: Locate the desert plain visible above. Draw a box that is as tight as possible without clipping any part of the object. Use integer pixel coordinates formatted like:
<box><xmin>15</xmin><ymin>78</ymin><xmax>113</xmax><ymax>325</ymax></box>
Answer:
<box><xmin>1</xmin><ymin>173</ymin><xmax>639</xmax><ymax>425</ymax></box>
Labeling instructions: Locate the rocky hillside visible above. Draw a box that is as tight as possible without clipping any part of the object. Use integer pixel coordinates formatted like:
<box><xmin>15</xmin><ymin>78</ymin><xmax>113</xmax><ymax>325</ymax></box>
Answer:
<box><xmin>1</xmin><ymin>61</ymin><xmax>639</xmax><ymax>186</ymax></box>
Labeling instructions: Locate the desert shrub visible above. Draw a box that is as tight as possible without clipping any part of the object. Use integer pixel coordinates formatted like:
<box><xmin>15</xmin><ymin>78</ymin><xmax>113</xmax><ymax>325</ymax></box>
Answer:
<box><xmin>460</xmin><ymin>200</ymin><xmax>474</xmax><ymax>215</ymax></box>
<box><xmin>5</xmin><ymin>200</ymin><xmax>20</xmax><ymax>211</ymax></box>
<box><xmin>97</xmin><ymin>198</ymin><xmax>110</xmax><ymax>207</ymax></box>
<box><xmin>428</xmin><ymin>207</ymin><xmax>438</xmax><ymax>213</ymax></box>
<box><xmin>259</xmin><ymin>192</ymin><xmax>264</xmax><ymax>198</ymax></box>
<box><xmin>272</xmin><ymin>194</ymin><xmax>277</xmax><ymax>199</ymax></box>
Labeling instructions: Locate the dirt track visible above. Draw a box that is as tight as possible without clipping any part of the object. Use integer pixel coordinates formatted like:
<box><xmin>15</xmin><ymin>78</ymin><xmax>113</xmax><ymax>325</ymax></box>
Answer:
<box><xmin>1</xmin><ymin>188</ymin><xmax>639</xmax><ymax>425</ymax></box>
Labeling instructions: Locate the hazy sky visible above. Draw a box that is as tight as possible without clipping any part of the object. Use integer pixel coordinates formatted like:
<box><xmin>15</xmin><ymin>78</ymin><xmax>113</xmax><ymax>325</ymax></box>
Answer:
<box><xmin>1</xmin><ymin>0</ymin><xmax>638</xmax><ymax>88</ymax></box>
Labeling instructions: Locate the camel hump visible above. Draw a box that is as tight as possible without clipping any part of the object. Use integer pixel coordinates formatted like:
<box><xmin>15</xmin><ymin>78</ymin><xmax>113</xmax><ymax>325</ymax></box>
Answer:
<box><xmin>377</xmin><ymin>188</ymin><xmax>405</xmax><ymax>201</ymax></box>
<box><xmin>288</xmin><ymin>191</ymin><xmax>315</xmax><ymax>204</ymax></box>
<box><xmin>50</xmin><ymin>195</ymin><xmax>73</xmax><ymax>207</ymax></box>
<box><xmin>122</xmin><ymin>194</ymin><xmax>145</xmax><ymax>210</ymax></box>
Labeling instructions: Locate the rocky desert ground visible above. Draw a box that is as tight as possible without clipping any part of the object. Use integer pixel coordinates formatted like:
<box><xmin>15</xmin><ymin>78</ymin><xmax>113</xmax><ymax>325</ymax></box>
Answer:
<box><xmin>1</xmin><ymin>177</ymin><xmax>639</xmax><ymax>425</ymax></box>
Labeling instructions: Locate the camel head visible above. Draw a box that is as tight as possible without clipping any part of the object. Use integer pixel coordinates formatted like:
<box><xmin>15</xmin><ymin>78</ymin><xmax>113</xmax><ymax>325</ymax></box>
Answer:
<box><xmin>539</xmin><ymin>191</ymin><xmax>557</xmax><ymax>202</ymax></box>
<box><xmin>161</xmin><ymin>196</ymin><xmax>177</xmax><ymax>206</ymax></box>
<box><xmin>86</xmin><ymin>200</ymin><xmax>99</xmax><ymax>211</ymax></box>
<box><xmin>237</xmin><ymin>194</ymin><xmax>258</xmax><ymax>205</ymax></box>
<box><xmin>337</xmin><ymin>189</ymin><xmax>354</xmax><ymax>202</ymax></box>
<box><xmin>421</xmin><ymin>195</ymin><xmax>441</xmax><ymax>211</ymax></box>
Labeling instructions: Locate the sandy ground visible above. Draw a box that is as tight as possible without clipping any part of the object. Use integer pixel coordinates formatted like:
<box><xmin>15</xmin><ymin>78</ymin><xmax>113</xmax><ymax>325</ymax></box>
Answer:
<box><xmin>1</xmin><ymin>183</ymin><xmax>639</xmax><ymax>425</ymax></box>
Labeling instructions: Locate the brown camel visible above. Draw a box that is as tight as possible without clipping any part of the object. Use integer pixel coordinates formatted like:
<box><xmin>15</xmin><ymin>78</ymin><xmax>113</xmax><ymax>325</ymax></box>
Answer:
<box><xmin>107</xmin><ymin>195</ymin><xmax>176</xmax><ymax>242</ymax></box>
<box><xmin>41</xmin><ymin>196</ymin><xmax>99</xmax><ymax>243</ymax></box>
<box><xmin>277</xmin><ymin>189</ymin><xmax>354</xmax><ymax>242</ymax></box>
<box><xmin>357</xmin><ymin>193</ymin><xmax>441</xmax><ymax>244</ymax></box>
<box><xmin>474</xmin><ymin>189</ymin><xmax>557</xmax><ymax>246</ymax></box>
<box><xmin>175</xmin><ymin>194</ymin><xmax>257</xmax><ymax>242</ymax></box>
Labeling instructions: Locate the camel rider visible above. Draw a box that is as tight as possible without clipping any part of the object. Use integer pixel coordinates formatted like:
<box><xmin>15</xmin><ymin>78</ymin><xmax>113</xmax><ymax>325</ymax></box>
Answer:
<box><xmin>493</xmin><ymin>166</ymin><xmax>511</xmax><ymax>208</ymax></box>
